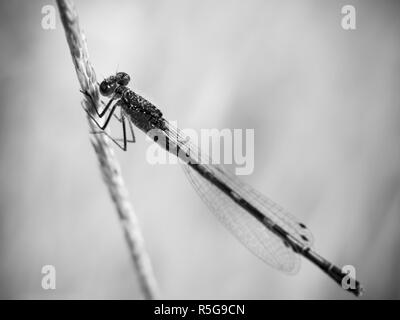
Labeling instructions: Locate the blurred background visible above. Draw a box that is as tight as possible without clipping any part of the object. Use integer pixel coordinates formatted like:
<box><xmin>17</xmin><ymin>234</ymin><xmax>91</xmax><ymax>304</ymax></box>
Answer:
<box><xmin>0</xmin><ymin>0</ymin><xmax>399</xmax><ymax>299</ymax></box>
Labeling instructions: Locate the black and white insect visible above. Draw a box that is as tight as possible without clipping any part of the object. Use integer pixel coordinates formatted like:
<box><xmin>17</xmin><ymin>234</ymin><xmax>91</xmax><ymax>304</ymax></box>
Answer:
<box><xmin>81</xmin><ymin>72</ymin><xmax>363</xmax><ymax>297</ymax></box>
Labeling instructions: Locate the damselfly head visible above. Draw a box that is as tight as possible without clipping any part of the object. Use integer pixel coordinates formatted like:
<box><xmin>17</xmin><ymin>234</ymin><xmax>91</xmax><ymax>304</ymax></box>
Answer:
<box><xmin>99</xmin><ymin>72</ymin><xmax>131</xmax><ymax>96</ymax></box>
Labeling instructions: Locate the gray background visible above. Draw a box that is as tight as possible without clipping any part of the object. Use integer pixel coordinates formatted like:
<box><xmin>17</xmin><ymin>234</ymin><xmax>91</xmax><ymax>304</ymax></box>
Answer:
<box><xmin>0</xmin><ymin>0</ymin><xmax>399</xmax><ymax>299</ymax></box>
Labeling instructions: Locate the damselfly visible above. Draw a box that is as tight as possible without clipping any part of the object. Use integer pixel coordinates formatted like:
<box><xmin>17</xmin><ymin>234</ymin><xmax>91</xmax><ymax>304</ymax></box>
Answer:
<box><xmin>81</xmin><ymin>72</ymin><xmax>363</xmax><ymax>296</ymax></box>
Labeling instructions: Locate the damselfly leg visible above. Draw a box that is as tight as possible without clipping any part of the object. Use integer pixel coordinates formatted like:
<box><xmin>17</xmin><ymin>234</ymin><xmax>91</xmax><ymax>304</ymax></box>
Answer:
<box><xmin>91</xmin><ymin>111</ymin><xmax>135</xmax><ymax>151</ymax></box>
<box><xmin>81</xmin><ymin>90</ymin><xmax>135</xmax><ymax>150</ymax></box>
<box><xmin>80</xmin><ymin>89</ymin><xmax>114</xmax><ymax>118</ymax></box>
<box><xmin>82</xmin><ymin>96</ymin><xmax>118</xmax><ymax>130</ymax></box>
<box><xmin>103</xmin><ymin>107</ymin><xmax>136</xmax><ymax>142</ymax></box>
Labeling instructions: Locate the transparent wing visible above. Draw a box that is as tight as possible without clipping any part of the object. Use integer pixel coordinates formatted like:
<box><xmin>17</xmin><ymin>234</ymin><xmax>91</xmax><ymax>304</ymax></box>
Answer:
<box><xmin>182</xmin><ymin>163</ymin><xmax>300</xmax><ymax>273</ymax></box>
<box><xmin>212</xmin><ymin>164</ymin><xmax>314</xmax><ymax>248</ymax></box>
<box><xmin>164</xmin><ymin>121</ymin><xmax>314</xmax><ymax>273</ymax></box>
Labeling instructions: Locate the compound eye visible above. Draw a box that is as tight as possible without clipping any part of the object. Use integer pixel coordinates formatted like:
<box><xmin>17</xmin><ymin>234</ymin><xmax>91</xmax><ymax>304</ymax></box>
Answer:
<box><xmin>116</xmin><ymin>72</ymin><xmax>130</xmax><ymax>86</ymax></box>
<box><xmin>99</xmin><ymin>81</ymin><xmax>116</xmax><ymax>96</ymax></box>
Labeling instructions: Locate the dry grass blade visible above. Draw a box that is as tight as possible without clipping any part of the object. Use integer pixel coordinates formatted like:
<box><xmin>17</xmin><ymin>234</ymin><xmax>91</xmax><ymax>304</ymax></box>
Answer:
<box><xmin>56</xmin><ymin>0</ymin><xmax>159</xmax><ymax>299</ymax></box>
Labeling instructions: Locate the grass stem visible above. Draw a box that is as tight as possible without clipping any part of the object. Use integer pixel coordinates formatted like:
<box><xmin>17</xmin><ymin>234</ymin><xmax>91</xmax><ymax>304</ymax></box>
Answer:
<box><xmin>56</xmin><ymin>0</ymin><xmax>159</xmax><ymax>299</ymax></box>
